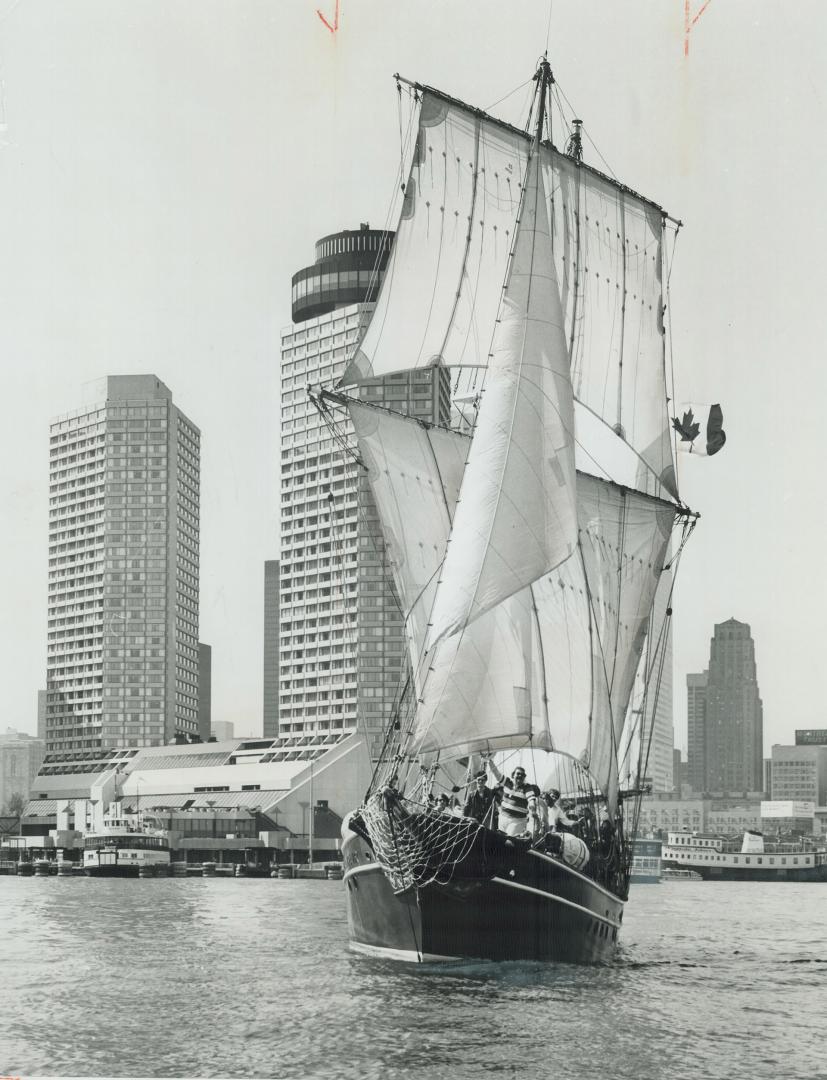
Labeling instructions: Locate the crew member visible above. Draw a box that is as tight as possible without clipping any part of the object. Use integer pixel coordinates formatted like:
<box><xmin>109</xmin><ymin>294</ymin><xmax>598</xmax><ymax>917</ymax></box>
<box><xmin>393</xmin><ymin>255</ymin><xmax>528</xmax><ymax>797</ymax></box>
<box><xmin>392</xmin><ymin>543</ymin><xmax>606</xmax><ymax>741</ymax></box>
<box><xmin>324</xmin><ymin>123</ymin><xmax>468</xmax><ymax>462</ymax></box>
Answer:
<box><xmin>543</xmin><ymin>789</ymin><xmax>578</xmax><ymax>833</ymax></box>
<box><xmin>485</xmin><ymin>758</ymin><xmax>540</xmax><ymax>838</ymax></box>
<box><xmin>462</xmin><ymin>771</ymin><xmax>497</xmax><ymax>825</ymax></box>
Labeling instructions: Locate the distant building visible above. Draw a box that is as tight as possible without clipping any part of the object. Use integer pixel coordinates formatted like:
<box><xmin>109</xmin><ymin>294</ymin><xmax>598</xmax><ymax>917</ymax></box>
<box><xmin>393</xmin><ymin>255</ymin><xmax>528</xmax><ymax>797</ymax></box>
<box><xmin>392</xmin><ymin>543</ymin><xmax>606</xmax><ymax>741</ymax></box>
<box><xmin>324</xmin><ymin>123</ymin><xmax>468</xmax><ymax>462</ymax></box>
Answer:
<box><xmin>37</xmin><ymin>690</ymin><xmax>47</xmax><ymax>741</ymax></box>
<box><xmin>279</xmin><ymin>226</ymin><xmax>450</xmax><ymax>751</ymax></box>
<box><xmin>686</xmin><ymin>672</ymin><xmax>708</xmax><ymax>791</ymax></box>
<box><xmin>795</xmin><ymin>729</ymin><xmax>827</xmax><ymax>746</ymax></box>
<box><xmin>761</xmin><ymin>800</ymin><xmax>816</xmax><ymax>836</ymax></box>
<box><xmin>198</xmin><ymin>643</ymin><xmax>212</xmax><ymax>743</ymax></box>
<box><xmin>688</xmin><ymin>619</ymin><xmax>763</xmax><ymax>794</ymax></box>
<box><xmin>211</xmin><ymin>721</ymin><xmax>234</xmax><ymax>742</ymax></box>
<box><xmin>0</xmin><ymin>730</ymin><xmax>46</xmax><ymax>813</ymax></box>
<box><xmin>642</xmin><ymin>568</ymin><xmax>674</xmax><ymax>791</ymax></box>
<box><xmin>263</xmin><ymin>560</ymin><xmax>279</xmax><ymax>738</ymax></box>
<box><xmin>672</xmin><ymin>749</ymin><xmax>685</xmax><ymax>792</ymax></box>
<box><xmin>770</xmin><ymin>744</ymin><xmax>827</xmax><ymax>805</ymax></box>
<box><xmin>46</xmin><ymin>375</ymin><xmax>200</xmax><ymax>753</ymax></box>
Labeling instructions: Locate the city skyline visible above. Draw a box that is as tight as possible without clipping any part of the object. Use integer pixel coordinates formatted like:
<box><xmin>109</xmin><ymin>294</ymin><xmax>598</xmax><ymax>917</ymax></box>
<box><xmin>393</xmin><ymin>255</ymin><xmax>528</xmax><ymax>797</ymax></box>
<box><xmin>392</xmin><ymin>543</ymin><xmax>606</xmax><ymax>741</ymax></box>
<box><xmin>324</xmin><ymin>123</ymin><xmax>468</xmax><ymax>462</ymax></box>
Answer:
<box><xmin>1</xmin><ymin>3</ymin><xmax>826</xmax><ymax>753</ymax></box>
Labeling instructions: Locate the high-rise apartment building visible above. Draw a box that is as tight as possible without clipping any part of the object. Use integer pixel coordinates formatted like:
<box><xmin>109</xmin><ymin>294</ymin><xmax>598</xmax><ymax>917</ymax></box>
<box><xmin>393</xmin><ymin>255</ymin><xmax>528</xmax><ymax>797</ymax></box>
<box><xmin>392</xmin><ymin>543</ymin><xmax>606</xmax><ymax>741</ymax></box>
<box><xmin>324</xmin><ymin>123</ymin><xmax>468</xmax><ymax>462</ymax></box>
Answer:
<box><xmin>263</xmin><ymin>559</ymin><xmax>280</xmax><ymax>738</ymax></box>
<box><xmin>279</xmin><ymin>227</ymin><xmax>450</xmax><ymax>747</ymax></box>
<box><xmin>701</xmin><ymin>618</ymin><xmax>763</xmax><ymax>793</ymax></box>
<box><xmin>686</xmin><ymin>671</ymin><xmax>708</xmax><ymax>792</ymax></box>
<box><xmin>46</xmin><ymin>375</ymin><xmax>200</xmax><ymax>753</ymax></box>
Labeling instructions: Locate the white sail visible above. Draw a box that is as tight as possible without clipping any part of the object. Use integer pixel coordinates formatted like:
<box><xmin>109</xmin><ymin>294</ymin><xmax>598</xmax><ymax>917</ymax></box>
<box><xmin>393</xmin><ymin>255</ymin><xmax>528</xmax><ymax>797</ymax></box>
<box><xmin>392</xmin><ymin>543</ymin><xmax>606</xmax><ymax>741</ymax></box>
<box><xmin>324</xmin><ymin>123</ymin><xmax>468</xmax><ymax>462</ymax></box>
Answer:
<box><xmin>426</xmin><ymin>150</ymin><xmax>577</xmax><ymax>645</ymax></box>
<box><xmin>348</xmin><ymin>400</ymin><xmax>466</xmax><ymax>674</ymax></box>
<box><xmin>345</xmin><ymin>401</ymin><xmax>674</xmax><ymax>803</ymax></box>
<box><xmin>342</xmin><ymin>89</ymin><xmax>675</xmax><ymax>498</ymax></box>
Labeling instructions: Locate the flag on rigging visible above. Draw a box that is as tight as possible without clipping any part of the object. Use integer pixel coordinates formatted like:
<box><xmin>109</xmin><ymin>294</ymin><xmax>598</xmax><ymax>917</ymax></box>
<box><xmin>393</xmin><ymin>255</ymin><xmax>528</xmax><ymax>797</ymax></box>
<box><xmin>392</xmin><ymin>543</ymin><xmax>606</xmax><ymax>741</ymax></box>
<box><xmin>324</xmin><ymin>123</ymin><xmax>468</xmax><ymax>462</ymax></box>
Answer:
<box><xmin>671</xmin><ymin>403</ymin><xmax>726</xmax><ymax>456</ymax></box>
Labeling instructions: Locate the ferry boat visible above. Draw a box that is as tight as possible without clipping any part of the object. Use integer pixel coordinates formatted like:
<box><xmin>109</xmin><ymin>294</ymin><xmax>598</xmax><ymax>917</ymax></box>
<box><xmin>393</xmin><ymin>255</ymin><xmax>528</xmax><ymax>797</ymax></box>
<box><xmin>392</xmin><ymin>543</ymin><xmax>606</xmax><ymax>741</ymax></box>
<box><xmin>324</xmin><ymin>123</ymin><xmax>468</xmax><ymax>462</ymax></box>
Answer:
<box><xmin>662</xmin><ymin>829</ymin><xmax>827</xmax><ymax>882</ymax></box>
<box><xmin>83</xmin><ymin>806</ymin><xmax>171</xmax><ymax>877</ymax></box>
<box><xmin>630</xmin><ymin>838</ymin><xmax>662</xmax><ymax>884</ymax></box>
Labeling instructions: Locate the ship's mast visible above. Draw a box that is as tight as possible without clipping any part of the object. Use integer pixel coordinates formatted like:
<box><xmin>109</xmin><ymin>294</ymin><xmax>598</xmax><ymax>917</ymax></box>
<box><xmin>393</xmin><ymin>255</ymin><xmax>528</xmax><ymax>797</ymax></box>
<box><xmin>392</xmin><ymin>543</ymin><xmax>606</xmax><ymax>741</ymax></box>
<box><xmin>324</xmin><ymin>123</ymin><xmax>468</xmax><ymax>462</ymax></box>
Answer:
<box><xmin>534</xmin><ymin>56</ymin><xmax>553</xmax><ymax>148</ymax></box>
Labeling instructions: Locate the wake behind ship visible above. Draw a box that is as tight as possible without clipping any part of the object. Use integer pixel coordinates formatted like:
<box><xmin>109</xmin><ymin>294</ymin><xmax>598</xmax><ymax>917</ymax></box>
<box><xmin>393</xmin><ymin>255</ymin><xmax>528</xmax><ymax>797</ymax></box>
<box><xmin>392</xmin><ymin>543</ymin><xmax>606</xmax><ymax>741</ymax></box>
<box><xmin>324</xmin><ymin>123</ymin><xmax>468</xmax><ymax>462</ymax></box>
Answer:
<box><xmin>310</xmin><ymin>55</ymin><xmax>704</xmax><ymax>964</ymax></box>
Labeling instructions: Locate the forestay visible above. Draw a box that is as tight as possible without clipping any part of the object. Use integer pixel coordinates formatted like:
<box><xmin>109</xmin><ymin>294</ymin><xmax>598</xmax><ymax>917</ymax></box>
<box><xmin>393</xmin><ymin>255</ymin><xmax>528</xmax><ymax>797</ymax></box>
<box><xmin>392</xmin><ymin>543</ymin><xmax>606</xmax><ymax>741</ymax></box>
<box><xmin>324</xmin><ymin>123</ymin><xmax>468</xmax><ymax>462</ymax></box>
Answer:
<box><xmin>341</xmin><ymin>89</ymin><xmax>675</xmax><ymax>500</ymax></box>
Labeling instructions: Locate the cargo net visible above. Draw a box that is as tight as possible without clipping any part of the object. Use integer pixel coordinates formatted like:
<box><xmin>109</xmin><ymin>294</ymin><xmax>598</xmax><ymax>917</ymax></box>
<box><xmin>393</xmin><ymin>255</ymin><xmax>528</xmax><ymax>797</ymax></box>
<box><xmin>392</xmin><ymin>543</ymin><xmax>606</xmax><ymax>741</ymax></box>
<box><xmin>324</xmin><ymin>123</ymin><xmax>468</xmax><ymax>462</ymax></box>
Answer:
<box><xmin>360</xmin><ymin>789</ymin><xmax>483</xmax><ymax>894</ymax></box>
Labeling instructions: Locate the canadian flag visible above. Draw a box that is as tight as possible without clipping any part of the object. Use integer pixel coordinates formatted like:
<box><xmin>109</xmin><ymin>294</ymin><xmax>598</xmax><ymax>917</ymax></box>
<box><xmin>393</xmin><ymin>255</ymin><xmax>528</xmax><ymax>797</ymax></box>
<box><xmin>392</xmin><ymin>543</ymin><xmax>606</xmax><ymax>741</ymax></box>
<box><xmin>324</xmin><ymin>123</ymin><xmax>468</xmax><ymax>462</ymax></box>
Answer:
<box><xmin>671</xmin><ymin>403</ymin><xmax>726</xmax><ymax>456</ymax></box>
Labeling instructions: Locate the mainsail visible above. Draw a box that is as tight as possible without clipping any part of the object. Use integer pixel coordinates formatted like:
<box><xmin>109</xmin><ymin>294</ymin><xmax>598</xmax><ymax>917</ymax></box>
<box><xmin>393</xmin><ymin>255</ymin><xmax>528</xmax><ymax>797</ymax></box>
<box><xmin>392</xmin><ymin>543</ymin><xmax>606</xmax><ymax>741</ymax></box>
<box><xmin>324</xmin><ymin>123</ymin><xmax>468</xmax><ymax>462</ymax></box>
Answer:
<box><xmin>342</xmin><ymin>84</ymin><xmax>676</xmax><ymax>499</ymax></box>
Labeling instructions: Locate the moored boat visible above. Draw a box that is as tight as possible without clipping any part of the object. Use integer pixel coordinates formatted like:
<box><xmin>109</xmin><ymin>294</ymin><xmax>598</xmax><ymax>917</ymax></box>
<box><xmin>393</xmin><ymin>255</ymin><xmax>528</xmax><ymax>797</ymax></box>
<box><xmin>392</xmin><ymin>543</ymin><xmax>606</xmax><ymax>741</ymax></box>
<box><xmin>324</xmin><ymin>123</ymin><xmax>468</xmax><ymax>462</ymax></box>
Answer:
<box><xmin>82</xmin><ymin>805</ymin><xmax>171</xmax><ymax>878</ymax></box>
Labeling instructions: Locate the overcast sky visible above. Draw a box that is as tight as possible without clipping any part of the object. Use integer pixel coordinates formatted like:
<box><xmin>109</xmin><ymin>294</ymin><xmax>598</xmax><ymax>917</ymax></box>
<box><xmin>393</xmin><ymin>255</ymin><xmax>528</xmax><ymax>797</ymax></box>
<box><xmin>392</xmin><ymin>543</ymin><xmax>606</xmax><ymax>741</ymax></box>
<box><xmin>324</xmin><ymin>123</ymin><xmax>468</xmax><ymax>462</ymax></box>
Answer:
<box><xmin>1</xmin><ymin>0</ymin><xmax>824</xmax><ymax>754</ymax></box>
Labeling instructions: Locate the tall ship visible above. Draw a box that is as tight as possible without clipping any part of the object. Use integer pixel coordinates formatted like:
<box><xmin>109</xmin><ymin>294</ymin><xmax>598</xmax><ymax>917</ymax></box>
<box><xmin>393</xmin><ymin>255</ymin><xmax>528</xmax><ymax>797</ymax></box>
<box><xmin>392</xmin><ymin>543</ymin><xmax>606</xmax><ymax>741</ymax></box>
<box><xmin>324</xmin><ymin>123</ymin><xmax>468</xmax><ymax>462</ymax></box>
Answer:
<box><xmin>662</xmin><ymin>830</ymin><xmax>827</xmax><ymax>882</ymax></box>
<box><xmin>315</xmin><ymin>57</ymin><xmax>700</xmax><ymax>963</ymax></box>
<box><xmin>82</xmin><ymin>804</ymin><xmax>171</xmax><ymax>877</ymax></box>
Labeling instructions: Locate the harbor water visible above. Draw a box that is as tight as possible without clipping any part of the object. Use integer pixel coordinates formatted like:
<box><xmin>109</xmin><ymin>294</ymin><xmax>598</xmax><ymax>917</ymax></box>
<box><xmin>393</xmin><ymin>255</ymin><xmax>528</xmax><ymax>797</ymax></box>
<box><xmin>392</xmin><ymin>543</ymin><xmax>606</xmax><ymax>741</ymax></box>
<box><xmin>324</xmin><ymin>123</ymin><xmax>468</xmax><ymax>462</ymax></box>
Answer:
<box><xmin>0</xmin><ymin>878</ymin><xmax>824</xmax><ymax>1080</ymax></box>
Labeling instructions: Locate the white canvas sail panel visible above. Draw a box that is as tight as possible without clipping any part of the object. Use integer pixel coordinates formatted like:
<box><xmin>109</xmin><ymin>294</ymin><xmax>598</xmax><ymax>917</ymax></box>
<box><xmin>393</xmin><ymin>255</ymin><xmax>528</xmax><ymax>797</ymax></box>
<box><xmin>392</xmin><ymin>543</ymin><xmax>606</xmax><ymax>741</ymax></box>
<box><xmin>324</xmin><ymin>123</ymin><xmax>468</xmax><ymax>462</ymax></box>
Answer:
<box><xmin>347</xmin><ymin>400</ymin><xmax>467</xmax><ymax>674</ymax></box>
<box><xmin>342</xmin><ymin>88</ymin><xmax>675</xmax><ymax>499</ymax></box>
<box><xmin>345</xmin><ymin>401</ymin><xmax>674</xmax><ymax>802</ymax></box>
<box><xmin>426</xmin><ymin>151</ymin><xmax>577</xmax><ymax>645</ymax></box>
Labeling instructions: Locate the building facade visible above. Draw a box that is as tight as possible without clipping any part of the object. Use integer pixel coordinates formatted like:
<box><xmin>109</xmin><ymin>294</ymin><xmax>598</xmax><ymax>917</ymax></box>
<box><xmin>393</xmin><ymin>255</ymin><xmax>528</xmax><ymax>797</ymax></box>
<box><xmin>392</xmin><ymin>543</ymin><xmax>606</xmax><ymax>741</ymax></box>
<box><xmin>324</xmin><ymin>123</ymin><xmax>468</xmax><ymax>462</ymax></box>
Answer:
<box><xmin>0</xmin><ymin>730</ymin><xmax>46</xmax><ymax>813</ymax></box>
<box><xmin>198</xmin><ymin>643</ymin><xmax>212</xmax><ymax>743</ymax></box>
<box><xmin>770</xmin><ymin>744</ymin><xmax>827</xmax><ymax>806</ymax></box>
<box><xmin>263</xmin><ymin>559</ymin><xmax>280</xmax><ymax>738</ymax></box>
<box><xmin>279</xmin><ymin>227</ymin><xmax>450</xmax><ymax>750</ymax></box>
<box><xmin>46</xmin><ymin>375</ymin><xmax>200</xmax><ymax>753</ymax></box>
<box><xmin>686</xmin><ymin>671</ymin><xmax>708</xmax><ymax>792</ymax></box>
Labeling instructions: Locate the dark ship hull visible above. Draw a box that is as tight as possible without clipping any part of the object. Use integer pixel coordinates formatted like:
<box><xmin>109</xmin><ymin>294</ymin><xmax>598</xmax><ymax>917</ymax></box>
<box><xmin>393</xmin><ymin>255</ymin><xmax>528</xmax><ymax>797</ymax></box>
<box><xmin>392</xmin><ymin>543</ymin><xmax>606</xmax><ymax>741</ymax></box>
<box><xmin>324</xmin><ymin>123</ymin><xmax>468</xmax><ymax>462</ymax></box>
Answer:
<box><xmin>342</xmin><ymin>821</ymin><xmax>624</xmax><ymax>964</ymax></box>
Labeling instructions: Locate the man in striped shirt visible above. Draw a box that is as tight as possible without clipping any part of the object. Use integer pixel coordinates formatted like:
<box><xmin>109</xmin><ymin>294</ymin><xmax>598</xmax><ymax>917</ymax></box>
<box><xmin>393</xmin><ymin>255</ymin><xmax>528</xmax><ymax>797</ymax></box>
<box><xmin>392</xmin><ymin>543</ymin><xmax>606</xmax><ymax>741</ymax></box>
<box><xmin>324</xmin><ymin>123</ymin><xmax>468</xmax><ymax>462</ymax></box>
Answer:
<box><xmin>484</xmin><ymin>758</ymin><xmax>541</xmax><ymax>839</ymax></box>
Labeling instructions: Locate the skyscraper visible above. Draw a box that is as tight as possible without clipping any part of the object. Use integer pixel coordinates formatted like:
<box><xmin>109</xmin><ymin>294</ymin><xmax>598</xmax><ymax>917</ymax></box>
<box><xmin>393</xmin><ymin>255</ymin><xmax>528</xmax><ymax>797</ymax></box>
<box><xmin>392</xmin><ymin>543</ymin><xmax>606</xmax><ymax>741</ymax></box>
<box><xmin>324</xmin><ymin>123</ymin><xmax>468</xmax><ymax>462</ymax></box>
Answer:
<box><xmin>700</xmin><ymin>618</ymin><xmax>763</xmax><ymax>793</ymax></box>
<box><xmin>263</xmin><ymin>559</ymin><xmax>280</xmax><ymax>738</ymax></box>
<box><xmin>641</xmin><ymin>568</ymin><xmax>674</xmax><ymax>791</ymax></box>
<box><xmin>686</xmin><ymin>671</ymin><xmax>708</xmax><ymax>792</ymax></box>
<box><xmin>279</xmin><ymin>226</ymin><xmax>450</xmax><ymax>748</ymax></box>
<box><xmin>46</xmin><ymin>375</ymin><xmax>200</xmax><ymax>753</ymax></box>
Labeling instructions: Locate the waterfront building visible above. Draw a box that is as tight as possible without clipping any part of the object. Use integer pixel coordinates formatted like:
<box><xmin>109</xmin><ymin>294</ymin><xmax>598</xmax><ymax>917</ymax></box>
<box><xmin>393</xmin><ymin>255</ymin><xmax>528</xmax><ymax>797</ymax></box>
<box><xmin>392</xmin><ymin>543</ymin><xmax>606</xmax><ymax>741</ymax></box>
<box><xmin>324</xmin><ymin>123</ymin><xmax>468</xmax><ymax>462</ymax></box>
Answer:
<box><xmin>795</xmin><ymin>729</ymin><xmax>827</xmax><ymax>746</ymax></box>
<box><xmin>638</xmin><ymin>790</ymin><xmax>765</xmax><ymax>837</ymax></box>
<box><xmin>22</xmin><ymin>730</ymin><xmax>373</xmax><ymax>860</ymax></box>
<box><xmin>279</xmin><ymin>226</ymin><xmax>450</xmax><ymax>752</ymax></box>
<box><xmin>761</xmin><ymin>800</ymin><xmax>816</xmax><ymax>835</ymax></box>
<box><xmin>0</xmin><ymin>730</ymin><xmax>46</xmax><ymax>814</ymax></box>
<box><xmin>686</xmin><ymin>671</ymin><xmax>708</xmax><ymax>792</ymax></box>
<box><xmin>263</xmin><ymin>559</ymin><xmax>279</xmax><ymax>738</ymax></box>
<box><xmin>770</xmin><ymin>744</ymin><xmax>827</xmax><ymax>805</ymax></box>
<box><xmin>198</xmin><ymin>643</ymin><xmax>212</xmax><ymax>743</ymax></box>
<box><xmin>46</xmin><ymin>375</ymin><xmax>200</xmax><ymax>753</ymax></box>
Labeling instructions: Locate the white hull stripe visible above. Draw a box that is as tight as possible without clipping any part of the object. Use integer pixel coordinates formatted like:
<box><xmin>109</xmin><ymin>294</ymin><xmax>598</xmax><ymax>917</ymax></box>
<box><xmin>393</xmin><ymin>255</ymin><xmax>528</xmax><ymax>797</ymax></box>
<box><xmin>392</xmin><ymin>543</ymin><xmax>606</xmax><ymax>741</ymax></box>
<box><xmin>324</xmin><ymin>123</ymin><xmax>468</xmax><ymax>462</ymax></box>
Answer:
<box><xmin>349</xmin><ymin>940</ymin><xmax>461</xmax><ymax>963</ymax></box>
<box><xmin>527</xmin><ymin>848</ymin><xmax>624</xmax><ymax>906</ymax></box>
<box><xmin>343</xmin><ymin>862</ymin><xmax>382</xmax><ymax>883</ymax></box>
<box><xmin>491</xmin><ymin>876</ymin><xmax>621</xmax><ymax>930</ymax></box>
